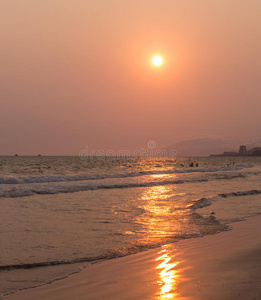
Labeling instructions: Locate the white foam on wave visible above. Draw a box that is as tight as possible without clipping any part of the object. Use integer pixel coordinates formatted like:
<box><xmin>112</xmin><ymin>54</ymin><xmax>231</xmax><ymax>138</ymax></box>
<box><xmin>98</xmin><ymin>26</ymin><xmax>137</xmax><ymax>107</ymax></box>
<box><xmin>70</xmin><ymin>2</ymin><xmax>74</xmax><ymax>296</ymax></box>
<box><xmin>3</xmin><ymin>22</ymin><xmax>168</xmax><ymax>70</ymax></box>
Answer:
<box><xmin>0</xmin><ymin>179</ymin><xmax>187</xmax><ymax>198</ymax></box>
<box><xmin>0</xmin><ymin>177</ymin><xmax>22</xmax><ymax>184</ymax></box>
<box><xmin>187</xmin><ymin>197</ymin><xmax>212</xmax><ymax>210</ymax></box>
<box><xmin>219</xmin><ymin>190</ymin><xmax>261</xmax><ymax>197</ymax></box>
<box><xmin>187</xmin><ymin>189</ymin><xmax>261</xmax><ymax>212</ymax></box>
<box><xmin>0</xmin><ymin>164</ymin><xmax>254</xmax><ymax>185</ymax></box>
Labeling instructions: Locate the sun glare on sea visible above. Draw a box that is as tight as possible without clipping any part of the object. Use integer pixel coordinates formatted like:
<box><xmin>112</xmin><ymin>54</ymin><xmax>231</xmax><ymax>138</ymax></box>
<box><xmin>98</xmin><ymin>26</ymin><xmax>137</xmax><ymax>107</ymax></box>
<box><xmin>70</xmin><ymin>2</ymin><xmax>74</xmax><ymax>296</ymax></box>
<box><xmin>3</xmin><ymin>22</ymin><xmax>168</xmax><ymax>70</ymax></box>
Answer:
<box><xmin>152</xmin><ymin>56</ymin><xmax>163</xmax><ymax>66</ymax></box>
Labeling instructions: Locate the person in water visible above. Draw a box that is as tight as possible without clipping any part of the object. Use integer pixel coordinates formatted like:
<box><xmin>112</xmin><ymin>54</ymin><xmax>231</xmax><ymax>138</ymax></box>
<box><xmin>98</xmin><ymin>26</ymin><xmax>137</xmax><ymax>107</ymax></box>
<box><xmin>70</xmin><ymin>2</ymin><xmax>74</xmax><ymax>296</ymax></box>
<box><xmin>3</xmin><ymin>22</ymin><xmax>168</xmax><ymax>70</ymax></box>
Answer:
<box><xmin>189</xmin><ymin>162</ymin><xmax>198</xmax><ymax>167</ymax></box>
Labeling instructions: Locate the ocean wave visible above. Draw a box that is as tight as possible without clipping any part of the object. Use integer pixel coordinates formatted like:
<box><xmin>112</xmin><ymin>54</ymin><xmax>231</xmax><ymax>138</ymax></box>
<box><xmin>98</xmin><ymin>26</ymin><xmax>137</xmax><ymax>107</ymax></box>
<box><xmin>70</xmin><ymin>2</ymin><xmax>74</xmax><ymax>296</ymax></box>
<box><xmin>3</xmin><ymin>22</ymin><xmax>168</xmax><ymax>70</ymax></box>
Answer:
<box><xmin>0</xmin><ymin>213</ymin><xmax>227</xmax><ymax>272</ymax></box>
<box><xmin>0</xmin><ymin>258</ymin><xmax>98</xmax><ymax>271</ymax></box>
<box><xmin>213</xmin><ymin>174</ymin><xmax>247</xmax><ymax>180</ymax></box>
<box><xmin>187</xmin><ymin>197</ymin><xmax>212</xmax><ymax>210</ymax></box>
<box><xmin>0</xmin><ymin>164</ymin><xmax>254</xmax><ymax>185</ymax></box>
<box><xmin>1</xmin><ymin>179</ymin><xmax>206</xmax><ymax>198</ymax></box>
<box><xmin>187</xmin><ymin>189</ymin><xmax>261</xmax><ymax>212</ymax></box>
<box><xmin>1</xmin><ymin>175</ymin><xmax>259</xmax><ymax>200</ymax></box>
<box><xmin>219</xmin><ymin>190</ymin><xmax>261</xmax><ymax>197</ymax></box>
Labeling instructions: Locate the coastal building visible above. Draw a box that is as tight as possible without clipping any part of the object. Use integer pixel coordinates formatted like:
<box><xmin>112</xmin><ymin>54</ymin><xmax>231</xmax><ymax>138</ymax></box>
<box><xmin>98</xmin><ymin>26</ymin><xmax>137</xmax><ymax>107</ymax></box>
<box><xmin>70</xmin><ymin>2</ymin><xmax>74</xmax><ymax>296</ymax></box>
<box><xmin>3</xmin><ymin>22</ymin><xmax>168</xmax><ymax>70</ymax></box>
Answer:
<box><xmin>222</xmin><ymin>151</ymin><xmax>238</xmax><ymax>156</ymax></box>
<box><xmin>247</xmin><ymin>147</ymin><xmax>261</xmax><ymax>156</ymax></box>
<box><xmin>239</xmin><ymin>145</ymin><xmax>247</xmax><ymax>155</ymax></box>
<box><xmin>210</xmin><ymin>145</ymin><xmax>261</xmax><ymax>156</ymax></box>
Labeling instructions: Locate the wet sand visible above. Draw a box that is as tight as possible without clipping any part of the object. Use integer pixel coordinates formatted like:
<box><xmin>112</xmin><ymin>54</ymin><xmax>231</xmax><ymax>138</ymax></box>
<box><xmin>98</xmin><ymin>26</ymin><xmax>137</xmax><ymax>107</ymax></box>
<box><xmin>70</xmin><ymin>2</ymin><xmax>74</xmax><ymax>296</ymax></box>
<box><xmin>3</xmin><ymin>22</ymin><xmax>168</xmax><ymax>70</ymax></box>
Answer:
<box><xmin>5</xmin><ymin>215</ymin><xmax>261</xmax><ymax>300</ymax></box>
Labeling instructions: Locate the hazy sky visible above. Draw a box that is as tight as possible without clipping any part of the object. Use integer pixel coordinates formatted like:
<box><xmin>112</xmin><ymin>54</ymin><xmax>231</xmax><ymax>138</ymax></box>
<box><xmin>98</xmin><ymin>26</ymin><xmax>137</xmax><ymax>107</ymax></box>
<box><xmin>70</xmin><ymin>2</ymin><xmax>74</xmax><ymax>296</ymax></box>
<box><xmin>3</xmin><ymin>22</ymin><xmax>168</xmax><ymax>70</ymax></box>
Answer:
<box><xmin>1</xmin><ymin>0</ymin><xmax>261</xmax><ymax>155</ymax></box>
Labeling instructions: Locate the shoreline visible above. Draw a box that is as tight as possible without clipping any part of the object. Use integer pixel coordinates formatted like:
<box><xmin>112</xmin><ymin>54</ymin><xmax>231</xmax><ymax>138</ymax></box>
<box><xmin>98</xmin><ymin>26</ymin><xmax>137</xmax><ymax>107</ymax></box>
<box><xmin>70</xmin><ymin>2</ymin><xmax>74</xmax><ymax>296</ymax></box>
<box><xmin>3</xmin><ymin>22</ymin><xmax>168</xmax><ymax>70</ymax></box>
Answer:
<box><xmin>4</xmin><ymin>214</ymin><xmax>261</xmax><ymax>300</ymax></box>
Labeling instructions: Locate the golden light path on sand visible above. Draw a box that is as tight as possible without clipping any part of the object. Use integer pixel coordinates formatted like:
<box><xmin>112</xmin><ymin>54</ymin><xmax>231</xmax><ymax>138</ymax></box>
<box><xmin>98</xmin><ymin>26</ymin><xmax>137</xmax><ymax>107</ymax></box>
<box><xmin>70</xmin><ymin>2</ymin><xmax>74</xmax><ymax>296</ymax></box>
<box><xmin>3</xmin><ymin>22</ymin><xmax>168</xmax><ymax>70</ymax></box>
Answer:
<box><xmin>156</xmin><ymin>246</ymin><xmax>182</xmax><ymax>299</ymax></box>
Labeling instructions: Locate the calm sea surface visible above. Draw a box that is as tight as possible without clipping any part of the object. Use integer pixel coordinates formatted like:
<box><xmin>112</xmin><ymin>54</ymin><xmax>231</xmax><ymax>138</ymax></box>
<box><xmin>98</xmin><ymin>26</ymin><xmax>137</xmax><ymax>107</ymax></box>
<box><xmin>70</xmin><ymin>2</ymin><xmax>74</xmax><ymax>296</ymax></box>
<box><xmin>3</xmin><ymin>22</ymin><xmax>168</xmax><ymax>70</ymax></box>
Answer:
<box><xmin>0</xmin><ymin>156</ymin><xmax>261</xmax><ymax>296</ymax></box>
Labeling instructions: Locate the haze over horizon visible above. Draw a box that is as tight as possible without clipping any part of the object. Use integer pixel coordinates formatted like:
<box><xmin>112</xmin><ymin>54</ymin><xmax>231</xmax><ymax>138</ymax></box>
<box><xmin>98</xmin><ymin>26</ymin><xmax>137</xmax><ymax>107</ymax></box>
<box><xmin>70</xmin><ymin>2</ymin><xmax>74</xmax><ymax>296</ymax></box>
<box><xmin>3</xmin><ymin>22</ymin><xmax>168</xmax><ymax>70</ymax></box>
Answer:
<box><xmin>1</xmin><ymin>0</ymin><xmax>261</xmax><ymax>156</ymax></box>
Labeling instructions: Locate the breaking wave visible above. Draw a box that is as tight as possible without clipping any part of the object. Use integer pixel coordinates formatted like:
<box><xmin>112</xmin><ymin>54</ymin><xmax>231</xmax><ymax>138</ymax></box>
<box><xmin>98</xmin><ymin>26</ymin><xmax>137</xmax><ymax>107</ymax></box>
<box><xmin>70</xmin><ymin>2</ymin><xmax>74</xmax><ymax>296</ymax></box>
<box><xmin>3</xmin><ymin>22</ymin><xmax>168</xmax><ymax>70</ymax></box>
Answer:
<box><xmin>0</xmin><ymin>212</ymin><xmax>228</xmax><ymax>272</ymax></box>
<box><xmin>0</xmin><ymin>178</ymin><xmax>206</xmax><ymax>198</ymax></box>
<box><xmin>0</xmin><ymin>165</ymin><xmax>254</xmax><ymax>185</ymax></box>
<box><xmin>219</xmin><ymin>190</ymin><xmax>261</xmax><ymax>197</ymax></box>
<box><xmin>187</xmin><ymin>197</ymin><xmax>212</xmax><ymax>210</ymax></box>
<box><xmin>187</xmin><ymin>189</ymin><xmax>261</xmax><ymax>211</ymax></box>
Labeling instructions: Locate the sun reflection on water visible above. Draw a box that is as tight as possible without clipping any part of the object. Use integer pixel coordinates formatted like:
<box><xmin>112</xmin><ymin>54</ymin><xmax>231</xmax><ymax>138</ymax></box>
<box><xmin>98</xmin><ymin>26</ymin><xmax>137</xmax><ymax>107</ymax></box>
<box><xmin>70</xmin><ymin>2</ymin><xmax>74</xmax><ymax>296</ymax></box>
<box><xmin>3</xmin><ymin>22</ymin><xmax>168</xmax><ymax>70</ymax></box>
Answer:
<box><xmin>135</xmin><ymin>184</ymin><xmax>187</xmax><ymax>244</ymax></box>
<box><xmin>155</xmin><ymin>246</ymin><xmax>182</xmax><ymax>299</ymax></box>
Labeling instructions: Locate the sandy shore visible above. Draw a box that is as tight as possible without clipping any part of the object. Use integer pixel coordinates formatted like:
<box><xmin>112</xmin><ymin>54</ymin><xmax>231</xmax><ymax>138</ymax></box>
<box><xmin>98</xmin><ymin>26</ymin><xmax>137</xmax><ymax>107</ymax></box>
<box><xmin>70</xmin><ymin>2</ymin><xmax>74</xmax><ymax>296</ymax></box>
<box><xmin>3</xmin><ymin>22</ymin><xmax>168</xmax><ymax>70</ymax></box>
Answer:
<box><xmin>5</xmin><ymin>215</ymin><xmax>261</xmax><ymax>300</ymax></box>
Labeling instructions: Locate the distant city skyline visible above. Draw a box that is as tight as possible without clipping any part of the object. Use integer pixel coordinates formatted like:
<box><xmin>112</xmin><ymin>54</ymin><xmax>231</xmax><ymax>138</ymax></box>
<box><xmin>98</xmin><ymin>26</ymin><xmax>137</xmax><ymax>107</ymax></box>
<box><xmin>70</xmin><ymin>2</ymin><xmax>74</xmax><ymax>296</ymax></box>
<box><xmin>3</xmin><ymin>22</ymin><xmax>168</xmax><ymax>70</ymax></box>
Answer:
<box><xmin>164</xmin><ymin>137</ymin><xmax>261</xmax><ymax>157</ymax></box>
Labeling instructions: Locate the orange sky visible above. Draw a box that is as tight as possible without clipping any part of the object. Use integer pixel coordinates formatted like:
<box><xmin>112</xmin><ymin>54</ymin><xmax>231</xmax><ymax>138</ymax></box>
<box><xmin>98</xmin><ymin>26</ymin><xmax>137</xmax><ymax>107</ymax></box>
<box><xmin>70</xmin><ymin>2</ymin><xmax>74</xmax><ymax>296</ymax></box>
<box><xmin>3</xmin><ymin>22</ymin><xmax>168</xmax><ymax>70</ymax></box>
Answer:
<box><xmin>1</xmin><ymin>0</ymin><xmax>261</xmax><ymax>155</ymax></box>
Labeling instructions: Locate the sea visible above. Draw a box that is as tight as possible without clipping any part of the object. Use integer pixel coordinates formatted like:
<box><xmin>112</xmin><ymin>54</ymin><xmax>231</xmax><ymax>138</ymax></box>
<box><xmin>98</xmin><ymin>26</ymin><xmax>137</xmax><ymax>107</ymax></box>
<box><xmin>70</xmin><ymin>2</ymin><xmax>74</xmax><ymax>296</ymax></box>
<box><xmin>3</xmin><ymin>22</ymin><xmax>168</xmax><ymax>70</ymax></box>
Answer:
<box><xmin>0</xmin><ymin>155</ymin><xmax>261</xmax><ymax>297</ymax></box>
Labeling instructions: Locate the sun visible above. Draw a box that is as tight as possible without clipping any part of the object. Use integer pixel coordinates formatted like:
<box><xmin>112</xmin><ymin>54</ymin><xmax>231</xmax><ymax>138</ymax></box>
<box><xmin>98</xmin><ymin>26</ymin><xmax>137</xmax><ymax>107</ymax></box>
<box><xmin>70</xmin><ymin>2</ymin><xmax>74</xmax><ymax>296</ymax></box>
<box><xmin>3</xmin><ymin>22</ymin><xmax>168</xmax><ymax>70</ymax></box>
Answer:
<box><xmin>152</xmin><ymin>56</ymin><xmax>163</xmax><ymax>66</ymax></box>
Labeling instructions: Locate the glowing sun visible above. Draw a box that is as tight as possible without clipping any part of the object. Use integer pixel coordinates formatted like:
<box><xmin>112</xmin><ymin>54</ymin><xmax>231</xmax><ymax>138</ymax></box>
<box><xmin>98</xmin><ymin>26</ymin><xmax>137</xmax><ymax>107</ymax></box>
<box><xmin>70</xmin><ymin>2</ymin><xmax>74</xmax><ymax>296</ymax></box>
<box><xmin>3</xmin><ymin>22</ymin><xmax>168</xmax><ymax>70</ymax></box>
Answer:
<box><xmin>152</xmin><ymin>56</ymin><xmax>163</xmax><ymax>66</ymax></box>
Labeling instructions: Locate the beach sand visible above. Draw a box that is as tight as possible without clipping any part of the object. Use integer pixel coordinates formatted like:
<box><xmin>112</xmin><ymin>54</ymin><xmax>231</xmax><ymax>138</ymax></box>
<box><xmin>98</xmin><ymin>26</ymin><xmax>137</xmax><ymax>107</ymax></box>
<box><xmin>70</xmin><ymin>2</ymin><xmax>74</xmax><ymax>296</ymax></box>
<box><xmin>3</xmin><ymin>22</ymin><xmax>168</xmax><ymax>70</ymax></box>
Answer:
<box><xmin>5</xmin><ymin>215</ymin><xmax>261</xmax><ymax>300</ymax></box>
